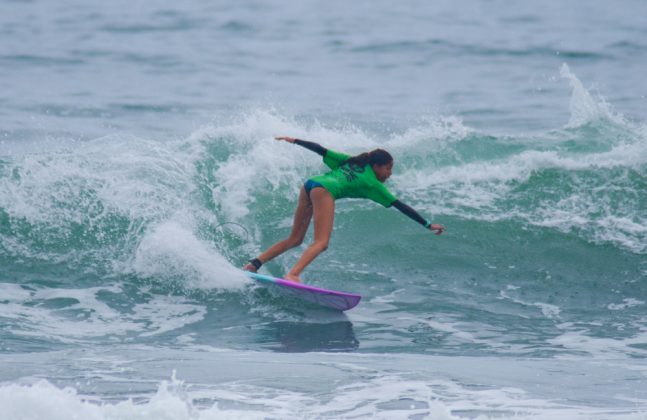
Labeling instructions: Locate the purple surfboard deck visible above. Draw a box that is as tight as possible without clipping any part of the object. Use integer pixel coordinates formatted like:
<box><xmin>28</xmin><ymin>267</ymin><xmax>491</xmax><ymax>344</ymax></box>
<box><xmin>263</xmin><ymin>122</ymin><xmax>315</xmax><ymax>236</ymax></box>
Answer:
<box><xmin>245</xmin><ymin>272</ymin><xmax>361</xmax><ymax>311</ymax></box>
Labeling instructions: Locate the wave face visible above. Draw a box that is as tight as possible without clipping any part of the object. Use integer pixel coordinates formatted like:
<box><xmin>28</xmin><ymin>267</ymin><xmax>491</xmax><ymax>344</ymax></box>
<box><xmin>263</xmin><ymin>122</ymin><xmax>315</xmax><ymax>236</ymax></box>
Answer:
<box><xmin>2</xmin><ymin>68</ymin><xmax>646</xmax><ymax>355</ymax></box>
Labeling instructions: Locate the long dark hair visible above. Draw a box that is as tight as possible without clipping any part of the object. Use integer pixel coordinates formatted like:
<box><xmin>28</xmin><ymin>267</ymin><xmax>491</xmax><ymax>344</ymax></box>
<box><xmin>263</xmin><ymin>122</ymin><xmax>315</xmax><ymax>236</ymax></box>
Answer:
<box><xmin>343</xmin><ymin>148</ymin><xmax>393</xmax><ymax>170</ymax></box>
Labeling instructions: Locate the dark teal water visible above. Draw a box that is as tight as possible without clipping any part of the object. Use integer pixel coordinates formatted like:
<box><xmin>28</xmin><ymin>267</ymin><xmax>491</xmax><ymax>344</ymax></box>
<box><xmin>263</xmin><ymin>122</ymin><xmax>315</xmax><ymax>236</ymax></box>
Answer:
<box><xmin>1</xmin><ymin>1</ymin><xmax>647</xmax><ymax>418</ymax></box>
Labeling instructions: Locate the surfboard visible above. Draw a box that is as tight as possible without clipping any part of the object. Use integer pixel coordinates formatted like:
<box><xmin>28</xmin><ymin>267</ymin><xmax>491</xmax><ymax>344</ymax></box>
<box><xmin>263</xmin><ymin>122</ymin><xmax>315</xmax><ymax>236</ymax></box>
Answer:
<box><xmin>244</xmin><ymin>271</ymin><xmax>361</xmax><ymax>311</ymax></box>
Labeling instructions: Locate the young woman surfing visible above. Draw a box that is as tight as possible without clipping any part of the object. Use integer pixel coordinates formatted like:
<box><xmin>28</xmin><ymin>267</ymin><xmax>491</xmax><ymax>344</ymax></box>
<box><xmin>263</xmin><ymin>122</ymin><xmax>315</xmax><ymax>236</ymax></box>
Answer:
<box><xmin>243</xmin><ymin>136</ymin><xmax>444</xmax><ymax>282</ymax></box>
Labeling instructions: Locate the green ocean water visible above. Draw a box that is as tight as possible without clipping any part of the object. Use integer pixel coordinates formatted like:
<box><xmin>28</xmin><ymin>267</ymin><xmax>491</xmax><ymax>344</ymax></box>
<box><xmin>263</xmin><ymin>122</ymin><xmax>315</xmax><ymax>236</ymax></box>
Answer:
<box><xmin>2</xmin><ymin>99</ymin><xmax>647</xmax><ymax>416</ymax></box>
<box><xmin>2</xmin><ymin>78</ymin><xmax>646</xmax><ymax>356</ymax></box>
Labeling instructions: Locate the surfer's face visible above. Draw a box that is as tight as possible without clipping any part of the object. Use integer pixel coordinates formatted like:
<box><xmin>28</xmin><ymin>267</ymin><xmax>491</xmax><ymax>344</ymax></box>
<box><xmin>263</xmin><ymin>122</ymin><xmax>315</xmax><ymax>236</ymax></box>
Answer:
<box><xmin>373</xmin><ymin>161</ymin><xmax>393</xmax><ymax>182</ymax></box>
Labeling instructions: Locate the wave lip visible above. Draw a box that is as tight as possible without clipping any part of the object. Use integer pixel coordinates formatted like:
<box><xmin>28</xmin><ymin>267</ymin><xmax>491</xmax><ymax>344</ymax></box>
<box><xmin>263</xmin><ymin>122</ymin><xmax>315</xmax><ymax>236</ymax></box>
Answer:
<box><xmin>560</xmin><ymin>63</ymin><xmax>625</xmax><ymax>128</ymax></box>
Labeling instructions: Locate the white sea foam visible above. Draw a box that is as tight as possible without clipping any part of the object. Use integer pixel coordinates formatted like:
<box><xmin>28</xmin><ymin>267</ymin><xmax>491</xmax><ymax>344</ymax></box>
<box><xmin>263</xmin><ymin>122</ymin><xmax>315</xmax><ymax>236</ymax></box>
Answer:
<box><xmin>0</xmin><ymin>131</ymin><xmax>254</xmax><ymax>287</ymax></box>
<box><xmin>608</xmin><ymin>298</ymin><xmax>645</xmax><ymax>311</ymax></box>
<box><xmin>369</xmin><ymin>288</ymin><xmax>406</xmax><ymax>304</ymax></box>
<box><xmin>186</xmin><ymin>109</ymin><xmax>382</xmax><ymax>221</ymax></box>
<box><xmin>0</xmin><ymin>283</ymin><xmax>33</xmax><ymax>302</ymax></box>
<box><xmin>393</xmin><ymin>122</ymin><xmax>647</xmax><ymax>253</ymax></box>
<box><xmin>398</xmin><ymin>138</ymin><xmax>647</xmax><ymax>195</ymax></box>
<box><xmin>133</xmin><ymin>220</ymin><xmax>247</xmax><ymax>290</ymax></box>
<box><xmin>0</xmin><ymin>376</ymin><xmax>455</xmax><ymax>420</ymax></box>
<box><xmin>388</xmin><ymin>115</ymin><xmax>472</xmax><ymax>148</ymax></box>
<box><xmin>499</xmin><ymin>288</ymin><xmax>562</xmax><ymax>319</ymax></box>
<box><xmin>0</xmin><ymin>283</ymin><xmax>208</xmax><ymax>343</ymax></box>
<box><xmin>2</xmin><ymin>369</ymin><xmax>646</xmax><ymax>420</ymax></box>
<box><xmin>549</xmin><ymin>328</ymin><xmax>647</xmax><ymax>360</ymax></box>
<box><xmin>560</xmin><ymin>63</ymin><xmax>624</xmax><ymax>128</ymax></box>
<box><xmin>550</xmin><ymin>315</ymin><xmax>647</xmax><ymax>360</ymax></box>
<box><xmin>0</xmin><ymin>135</ymin><xmax>194</xmax><ymax>228</ymax></box>
<box><xmin>402</xmin><ymin>315</ymin><xmax>508</xmax><ymax>350</ymax></box>
<box><xmin>0</xmin><ymin>134</ymin><xmax>199</xmax><ymax>273</ymax></box>
<box><xmin>184</xmin><ymin>109</ymin><xmax>475</xmax><ymax>225</ymax></box>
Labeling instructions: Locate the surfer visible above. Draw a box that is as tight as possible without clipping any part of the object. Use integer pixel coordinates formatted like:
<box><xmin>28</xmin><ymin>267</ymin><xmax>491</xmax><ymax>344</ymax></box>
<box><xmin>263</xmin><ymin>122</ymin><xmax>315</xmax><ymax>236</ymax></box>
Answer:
<box><xmin>243</xmin><ymin>136</ymin><xmax>444</xmax><ymax>282</ymax></box>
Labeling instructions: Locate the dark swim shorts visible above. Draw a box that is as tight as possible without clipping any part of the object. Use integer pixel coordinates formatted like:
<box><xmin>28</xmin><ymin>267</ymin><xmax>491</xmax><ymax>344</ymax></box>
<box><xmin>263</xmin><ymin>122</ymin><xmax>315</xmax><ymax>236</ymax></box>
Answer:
<box><xmin>304</xmin><ymin>179</ymin><xmax>325</xmax><ymax>196</ymax></box>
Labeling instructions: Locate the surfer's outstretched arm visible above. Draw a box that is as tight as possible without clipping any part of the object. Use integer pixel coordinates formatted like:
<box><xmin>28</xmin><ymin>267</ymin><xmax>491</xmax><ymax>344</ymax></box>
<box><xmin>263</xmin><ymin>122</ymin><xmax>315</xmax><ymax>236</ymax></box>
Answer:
<box><xmin>392</xmin><ymin>200</ymin><xmax>444</xmax><ymax>235</ymax></box>
<box><xmin>275</xmin><ymin>136</ymin><xmax>327</xmax><ymax>157</ymax></box>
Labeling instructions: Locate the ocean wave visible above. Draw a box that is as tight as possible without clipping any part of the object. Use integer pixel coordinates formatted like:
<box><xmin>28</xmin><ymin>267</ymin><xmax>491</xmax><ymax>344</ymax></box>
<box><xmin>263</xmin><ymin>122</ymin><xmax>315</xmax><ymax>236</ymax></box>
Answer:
<box><xmin>2</xmin><ymin>365</ymin><xmax>646</xmax><ymax>420</ymax></box>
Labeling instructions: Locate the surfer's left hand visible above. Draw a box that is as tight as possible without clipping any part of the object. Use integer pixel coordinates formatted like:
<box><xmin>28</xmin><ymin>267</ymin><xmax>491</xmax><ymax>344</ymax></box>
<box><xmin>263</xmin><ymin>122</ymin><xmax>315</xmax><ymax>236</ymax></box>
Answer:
<box><xmin>275</xmin><ymin>136</ymin><xmax>297</xmax><ymax>143</ymax></box>
<box><xmin>429</xmin><ymin>224</ymin><xmax>445</xmax><ymax>235</ymax></box>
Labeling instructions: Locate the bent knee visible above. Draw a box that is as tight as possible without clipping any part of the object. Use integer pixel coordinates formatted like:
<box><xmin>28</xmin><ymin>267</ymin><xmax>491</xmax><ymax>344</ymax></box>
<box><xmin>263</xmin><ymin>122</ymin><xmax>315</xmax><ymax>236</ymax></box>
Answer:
<box><xmin>286</xmin><ymin>237</ymin><xmax>304</xmax><ymax>248</ymax></box>
<box><xmin>312</xmin><ymin>240</ymin><xmax>329</xmax><ymax>252</ymax></box>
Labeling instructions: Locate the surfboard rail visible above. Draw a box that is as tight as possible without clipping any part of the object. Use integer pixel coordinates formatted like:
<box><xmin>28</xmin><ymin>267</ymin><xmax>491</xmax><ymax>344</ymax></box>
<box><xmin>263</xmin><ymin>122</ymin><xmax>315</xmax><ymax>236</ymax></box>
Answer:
<box><xmin>244</xmin><ymin>272</ymin><xmax>361</xmax><ymax>311</ymax></box>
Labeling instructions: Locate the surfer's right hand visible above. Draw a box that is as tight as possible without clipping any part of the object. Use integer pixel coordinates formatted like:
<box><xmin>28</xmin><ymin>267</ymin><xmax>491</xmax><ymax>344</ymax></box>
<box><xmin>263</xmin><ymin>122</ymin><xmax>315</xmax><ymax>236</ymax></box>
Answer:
<box><xmin>242</xmin><ymin>262</ymin><xmax>258</xmax><ymax>273</ymax></box>
<box><xmin>275</xmin><ymin>136</ymin><xmax>297</xmax><ymax>143</ymax></box>
<box><xmin>429</xmin><ymin>224</ymin><xmax>445</xmax><ymax>235</ymax></box>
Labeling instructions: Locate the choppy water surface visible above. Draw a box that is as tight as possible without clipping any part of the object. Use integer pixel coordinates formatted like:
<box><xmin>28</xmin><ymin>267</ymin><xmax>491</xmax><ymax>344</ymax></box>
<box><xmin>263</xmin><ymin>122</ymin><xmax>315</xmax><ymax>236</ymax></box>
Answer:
<box><xmin>1</xmin><ymin>0</ymin><xmax>647</xmax><ymax>418</ymax></box>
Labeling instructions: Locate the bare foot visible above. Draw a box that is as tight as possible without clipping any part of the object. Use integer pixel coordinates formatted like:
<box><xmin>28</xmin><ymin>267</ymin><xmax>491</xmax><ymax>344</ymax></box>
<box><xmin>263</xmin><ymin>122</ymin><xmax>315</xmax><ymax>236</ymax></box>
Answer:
<box><xmin>242</xmin><ymin>263</ymin><xmax>258</xmax><ymax>273</ymax></box>
<box><xmin>283</xmin><ymin>273</ymin><xmax>301</xmax><ymax>283</ymax></box>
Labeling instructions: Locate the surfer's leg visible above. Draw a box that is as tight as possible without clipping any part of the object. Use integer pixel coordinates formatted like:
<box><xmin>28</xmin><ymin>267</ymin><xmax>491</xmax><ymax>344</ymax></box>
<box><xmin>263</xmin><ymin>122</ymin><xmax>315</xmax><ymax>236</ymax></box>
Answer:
<box><xmin>243</xmin><ymin>186</ymin><xmax>313</xmax><ymax>272</ymax></box>
<box><xmin>285</xmin><ymin>187</ymin><xmax>334</xmax><ymax>282</ymax></box>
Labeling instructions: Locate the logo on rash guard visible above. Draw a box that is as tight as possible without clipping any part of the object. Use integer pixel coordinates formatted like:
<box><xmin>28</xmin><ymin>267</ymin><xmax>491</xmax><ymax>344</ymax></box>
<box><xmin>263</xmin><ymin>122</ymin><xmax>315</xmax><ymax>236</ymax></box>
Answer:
<box><xmin>340</xmin><ymin>164</ymin><xmax>364</xmax><ymax>182</ymax></box>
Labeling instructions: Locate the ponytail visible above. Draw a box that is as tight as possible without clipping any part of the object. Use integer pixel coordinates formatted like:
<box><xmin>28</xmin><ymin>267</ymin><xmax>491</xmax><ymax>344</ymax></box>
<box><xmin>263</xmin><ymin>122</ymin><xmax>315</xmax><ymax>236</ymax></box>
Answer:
<box><xmin>344</xmin><ymin>149</ymin><xmax>393</xmax><ymax>170</ymax></box>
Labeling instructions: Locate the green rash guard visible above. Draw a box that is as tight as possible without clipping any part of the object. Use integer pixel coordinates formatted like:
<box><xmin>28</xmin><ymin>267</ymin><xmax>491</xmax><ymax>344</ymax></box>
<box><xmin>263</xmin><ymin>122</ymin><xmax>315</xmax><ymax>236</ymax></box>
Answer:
<box><xmin>309</xmin><ymin>149</ymin><xmax>398</xmax><ymax>207</ymax></box>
